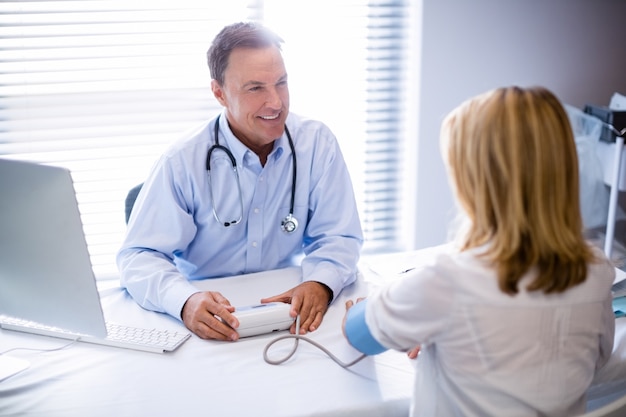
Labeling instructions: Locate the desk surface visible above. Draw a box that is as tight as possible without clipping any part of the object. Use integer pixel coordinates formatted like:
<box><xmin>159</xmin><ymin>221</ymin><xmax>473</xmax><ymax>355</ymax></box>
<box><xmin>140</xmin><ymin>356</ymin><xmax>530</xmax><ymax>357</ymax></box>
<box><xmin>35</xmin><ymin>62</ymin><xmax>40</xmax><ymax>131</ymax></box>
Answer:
<box><xmin>1</xmin><ymin>250</ymin><xmax>626</xmax><ymax>417</ymax></box>
<box><xmin>0</xmin><ymin>265</ymin><xmax>414</xmax><ymax>417</ymax></box>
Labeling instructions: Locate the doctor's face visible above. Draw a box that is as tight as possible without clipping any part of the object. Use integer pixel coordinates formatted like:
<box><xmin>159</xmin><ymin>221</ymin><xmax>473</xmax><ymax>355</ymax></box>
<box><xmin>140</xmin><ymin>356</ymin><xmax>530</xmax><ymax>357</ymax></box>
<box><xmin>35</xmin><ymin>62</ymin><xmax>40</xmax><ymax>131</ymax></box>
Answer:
<box><xmin>211</xmin><ymin>46</ymin><xmax>290</xmax><ymax>154</ymax></box>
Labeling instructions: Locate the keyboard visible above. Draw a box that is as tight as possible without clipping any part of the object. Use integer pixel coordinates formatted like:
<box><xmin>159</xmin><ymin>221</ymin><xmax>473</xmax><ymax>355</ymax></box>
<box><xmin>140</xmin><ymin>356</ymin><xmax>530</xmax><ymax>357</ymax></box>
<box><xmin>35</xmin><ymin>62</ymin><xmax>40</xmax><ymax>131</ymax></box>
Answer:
<box><xmin>0</xmin><ymin>316</ymin><xmax>191</xmax><ymax>354</ymax></box>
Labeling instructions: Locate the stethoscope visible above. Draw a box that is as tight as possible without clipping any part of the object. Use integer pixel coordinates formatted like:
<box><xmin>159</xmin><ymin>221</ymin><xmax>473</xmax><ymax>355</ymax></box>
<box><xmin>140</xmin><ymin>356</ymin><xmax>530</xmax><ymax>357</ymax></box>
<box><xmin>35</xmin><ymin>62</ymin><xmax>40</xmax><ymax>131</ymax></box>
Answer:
<box><xmin>206</xmin><ymin>115</ymin><xmax>298</xmax><ymax>233</ymax></box>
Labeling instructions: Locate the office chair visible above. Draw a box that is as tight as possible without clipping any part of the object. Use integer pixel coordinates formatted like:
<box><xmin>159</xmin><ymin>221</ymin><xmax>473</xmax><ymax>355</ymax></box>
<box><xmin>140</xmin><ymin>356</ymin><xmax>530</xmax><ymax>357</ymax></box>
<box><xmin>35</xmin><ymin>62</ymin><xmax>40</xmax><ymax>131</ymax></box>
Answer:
<box><xmin>124</xmin><ymin>183</ymin><xmax>143</xmax><ymax>224</ymax></box>
<box><xmin>581</xmin><ymin>393</ymin><xmax>626</xmax><ymax>417</ymax></box>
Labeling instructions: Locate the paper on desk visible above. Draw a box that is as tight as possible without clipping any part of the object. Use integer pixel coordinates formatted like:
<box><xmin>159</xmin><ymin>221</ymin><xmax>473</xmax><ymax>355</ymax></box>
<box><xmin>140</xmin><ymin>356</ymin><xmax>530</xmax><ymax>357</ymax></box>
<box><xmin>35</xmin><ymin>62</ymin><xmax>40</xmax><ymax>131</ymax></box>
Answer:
<box><xmin>361</xmin><ymin>244</ymin><xmax>452</xmax><ymax>284</ymax></box>
<box><xmin>362</xmin><ymin>252</ymin><xmax>421</xmax><ymax>278</ymax></box>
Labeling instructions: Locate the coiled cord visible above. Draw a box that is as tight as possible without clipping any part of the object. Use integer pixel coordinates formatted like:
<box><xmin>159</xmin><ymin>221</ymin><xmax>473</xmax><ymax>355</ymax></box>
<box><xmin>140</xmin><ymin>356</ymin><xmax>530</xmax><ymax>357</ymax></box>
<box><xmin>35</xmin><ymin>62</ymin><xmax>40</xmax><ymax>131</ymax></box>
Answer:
<box><xmin>263</xmin><ymin>315</ymin><xmax>367</xmax><ymax>368</ymax></box>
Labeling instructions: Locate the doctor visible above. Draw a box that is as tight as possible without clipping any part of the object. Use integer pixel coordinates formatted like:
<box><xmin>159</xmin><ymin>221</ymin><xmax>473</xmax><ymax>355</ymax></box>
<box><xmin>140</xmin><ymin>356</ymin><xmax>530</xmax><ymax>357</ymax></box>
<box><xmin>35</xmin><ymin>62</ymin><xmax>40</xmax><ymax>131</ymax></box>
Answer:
<box><xmin>117</xmin><ymin>21</ymin><xmax>363</xmax><ymax>341</ymax></box>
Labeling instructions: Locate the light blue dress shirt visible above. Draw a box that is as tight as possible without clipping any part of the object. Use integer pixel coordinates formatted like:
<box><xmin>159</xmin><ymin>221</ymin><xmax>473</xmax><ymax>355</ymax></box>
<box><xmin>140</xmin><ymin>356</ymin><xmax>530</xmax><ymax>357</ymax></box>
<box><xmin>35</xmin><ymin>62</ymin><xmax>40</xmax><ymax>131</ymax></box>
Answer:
<box><xmin>116</xmin><ymin>112</ymin><xmax>363</xmax><ymax>320</ymax></box>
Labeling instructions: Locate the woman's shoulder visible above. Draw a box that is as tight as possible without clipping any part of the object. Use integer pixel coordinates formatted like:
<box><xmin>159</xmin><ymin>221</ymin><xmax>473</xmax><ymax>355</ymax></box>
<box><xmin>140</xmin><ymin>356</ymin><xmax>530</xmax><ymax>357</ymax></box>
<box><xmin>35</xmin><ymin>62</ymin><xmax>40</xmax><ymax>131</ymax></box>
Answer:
<box><xmin>586</xmin><ymin>244</ymin><xmax>618</xmax><ymax>289</ymax></box>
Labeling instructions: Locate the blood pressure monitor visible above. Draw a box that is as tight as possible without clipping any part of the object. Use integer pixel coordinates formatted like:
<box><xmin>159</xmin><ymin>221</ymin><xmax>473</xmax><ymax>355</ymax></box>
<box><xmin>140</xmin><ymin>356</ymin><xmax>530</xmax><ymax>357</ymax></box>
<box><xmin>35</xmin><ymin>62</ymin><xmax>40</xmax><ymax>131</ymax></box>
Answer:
<box><xmin>231</xmin><ymin>302</ymin><xmax>293</xmax><ymax>338</ymax></box>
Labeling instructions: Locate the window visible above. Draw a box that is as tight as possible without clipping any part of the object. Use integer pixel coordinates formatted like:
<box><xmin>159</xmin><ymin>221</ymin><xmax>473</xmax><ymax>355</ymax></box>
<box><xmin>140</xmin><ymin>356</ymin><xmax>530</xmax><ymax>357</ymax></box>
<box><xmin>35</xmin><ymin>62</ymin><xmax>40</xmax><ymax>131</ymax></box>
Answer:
<box><xmin>0</xmin><ymin>0</ymin><xmax>414</xmax><ymax>277</ymax></box>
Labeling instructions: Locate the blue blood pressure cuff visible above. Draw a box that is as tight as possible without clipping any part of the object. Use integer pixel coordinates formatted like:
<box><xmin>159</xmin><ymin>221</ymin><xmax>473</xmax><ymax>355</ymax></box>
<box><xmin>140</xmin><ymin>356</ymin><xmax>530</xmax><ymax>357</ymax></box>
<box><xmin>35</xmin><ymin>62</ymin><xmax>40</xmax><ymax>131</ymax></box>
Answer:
<box><xmin>344</xmin><ymin>299</ymin><xmax>387</xmax><ymax>355</ymax></box>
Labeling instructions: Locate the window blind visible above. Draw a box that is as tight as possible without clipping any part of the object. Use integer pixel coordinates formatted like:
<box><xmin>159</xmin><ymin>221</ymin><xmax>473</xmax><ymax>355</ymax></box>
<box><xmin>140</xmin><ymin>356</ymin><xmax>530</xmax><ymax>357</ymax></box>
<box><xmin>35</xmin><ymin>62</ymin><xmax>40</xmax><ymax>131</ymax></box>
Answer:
<box><xmin>0</xmin><ymin>0</ymin><xmax>412</xmax><ymax>277</ymax></box>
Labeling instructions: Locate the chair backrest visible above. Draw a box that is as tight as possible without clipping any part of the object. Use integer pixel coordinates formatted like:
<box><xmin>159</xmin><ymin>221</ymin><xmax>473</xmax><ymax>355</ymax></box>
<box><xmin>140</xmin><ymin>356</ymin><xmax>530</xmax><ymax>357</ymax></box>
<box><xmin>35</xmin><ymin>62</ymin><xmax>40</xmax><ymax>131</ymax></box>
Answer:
<box><xmin>581</xmin><ymin>394</ymin><xmax>626</xmax><ymax>417</ymax></box>
<box><xmin>124</xmin><ymin>183</ymin><xmax>143</xmax><ymax>224</ymax></box>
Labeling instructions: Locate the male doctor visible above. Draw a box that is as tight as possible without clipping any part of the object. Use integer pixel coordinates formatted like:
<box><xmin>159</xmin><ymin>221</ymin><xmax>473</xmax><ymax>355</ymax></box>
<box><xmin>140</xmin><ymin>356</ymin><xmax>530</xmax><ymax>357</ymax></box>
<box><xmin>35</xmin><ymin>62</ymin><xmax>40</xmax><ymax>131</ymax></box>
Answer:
<box><xmin>117</xmin><ymin>21</ymin><xmax>363</xmax><ymax>341</ymax></box>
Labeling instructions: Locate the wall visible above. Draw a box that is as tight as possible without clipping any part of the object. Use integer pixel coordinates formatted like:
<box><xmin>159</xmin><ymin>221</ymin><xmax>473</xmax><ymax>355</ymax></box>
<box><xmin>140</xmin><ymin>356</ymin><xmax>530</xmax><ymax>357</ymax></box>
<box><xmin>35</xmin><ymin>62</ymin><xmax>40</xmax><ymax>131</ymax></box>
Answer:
<box><xmin>413</xmin><ymin>0</ymin><xmax>626</xmax><ymax>249</ymax></box>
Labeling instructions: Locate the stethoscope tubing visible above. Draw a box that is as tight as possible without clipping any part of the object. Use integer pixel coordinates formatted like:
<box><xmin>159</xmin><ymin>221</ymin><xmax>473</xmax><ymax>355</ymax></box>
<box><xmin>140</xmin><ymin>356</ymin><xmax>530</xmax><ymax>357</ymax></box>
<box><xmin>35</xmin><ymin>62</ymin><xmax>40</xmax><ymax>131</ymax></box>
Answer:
<box><xmin>207</xmin><ymin>115</ymin><xmax>297</xmax><ymax>232</ymax></box>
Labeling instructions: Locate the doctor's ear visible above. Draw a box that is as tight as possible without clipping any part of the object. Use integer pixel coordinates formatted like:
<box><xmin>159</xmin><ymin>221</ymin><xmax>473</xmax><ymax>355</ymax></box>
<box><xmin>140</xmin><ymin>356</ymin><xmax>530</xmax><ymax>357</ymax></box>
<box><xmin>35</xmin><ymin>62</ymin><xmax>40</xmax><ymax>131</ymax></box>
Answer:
<box><xmin>211</xmin><ymin>80</ymin><xmax>227</xmax><ymax>106</ymax></box>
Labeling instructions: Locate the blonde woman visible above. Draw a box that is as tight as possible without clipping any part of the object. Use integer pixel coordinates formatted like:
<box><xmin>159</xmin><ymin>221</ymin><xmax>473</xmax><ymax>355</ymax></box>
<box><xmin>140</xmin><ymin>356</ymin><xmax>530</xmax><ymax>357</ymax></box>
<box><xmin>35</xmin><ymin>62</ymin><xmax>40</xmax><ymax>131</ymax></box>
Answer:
<box><xmin>343</xmin><ymin>86</ymin><xmax>616</xmax><ymax>416</ymax></box>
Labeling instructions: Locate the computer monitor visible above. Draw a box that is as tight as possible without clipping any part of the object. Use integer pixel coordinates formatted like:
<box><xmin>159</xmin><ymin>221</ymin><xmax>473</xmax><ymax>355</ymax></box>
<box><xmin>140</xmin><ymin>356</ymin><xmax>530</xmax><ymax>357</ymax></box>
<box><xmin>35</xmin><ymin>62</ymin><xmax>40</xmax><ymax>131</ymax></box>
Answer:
<box><xmin>0</xmin><ymin>158</ymin><xmax>107</xmax><ymax>338</ymax></box>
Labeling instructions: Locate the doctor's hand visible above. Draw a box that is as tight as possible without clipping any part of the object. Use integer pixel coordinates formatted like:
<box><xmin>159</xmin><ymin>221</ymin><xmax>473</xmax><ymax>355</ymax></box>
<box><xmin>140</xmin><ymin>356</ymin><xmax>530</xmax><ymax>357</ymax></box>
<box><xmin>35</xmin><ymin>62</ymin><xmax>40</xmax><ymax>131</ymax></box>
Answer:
<box><xmin>181</xmin><ymin>291</ymin><xmax>240</xmax><ymax>341</ymax></box>
<box><xmin>261</xmin><ymin>281</ymin><xmax>331</xmax><ymax>334</ymax></box>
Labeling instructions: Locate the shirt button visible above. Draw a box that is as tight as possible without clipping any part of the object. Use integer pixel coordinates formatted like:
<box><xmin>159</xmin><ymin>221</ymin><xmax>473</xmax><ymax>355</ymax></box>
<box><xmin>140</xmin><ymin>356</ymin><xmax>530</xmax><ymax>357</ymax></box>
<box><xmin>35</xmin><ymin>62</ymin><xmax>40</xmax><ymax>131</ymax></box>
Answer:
<box><xmin>252</xmin><ymin>241</ymin><xmax>258</xmax><ymax>247</ymax></box>
<box><xmin>254</xmin><ymin>208</ymin><xmax>260</xmax><ymax>214</ymax></box>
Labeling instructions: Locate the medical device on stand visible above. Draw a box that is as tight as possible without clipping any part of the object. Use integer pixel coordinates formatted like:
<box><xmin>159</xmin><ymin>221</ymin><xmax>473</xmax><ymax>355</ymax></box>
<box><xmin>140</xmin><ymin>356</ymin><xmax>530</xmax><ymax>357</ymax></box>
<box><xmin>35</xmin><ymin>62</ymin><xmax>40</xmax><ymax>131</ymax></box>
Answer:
<box><xmin>585</xmin><ymin>94</ymin><xmax>626</xmax><ymax>259</ymax></box>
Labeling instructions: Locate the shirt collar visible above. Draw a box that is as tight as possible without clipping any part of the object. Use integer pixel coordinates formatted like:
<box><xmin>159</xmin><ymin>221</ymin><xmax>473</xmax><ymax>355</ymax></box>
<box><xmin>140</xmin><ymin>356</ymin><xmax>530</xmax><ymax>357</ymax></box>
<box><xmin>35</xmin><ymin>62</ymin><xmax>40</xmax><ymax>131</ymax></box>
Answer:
<box><xmin>217</xmin><ymin>111</ymin><xmax>287</xmax><ymax>169</ymax></box>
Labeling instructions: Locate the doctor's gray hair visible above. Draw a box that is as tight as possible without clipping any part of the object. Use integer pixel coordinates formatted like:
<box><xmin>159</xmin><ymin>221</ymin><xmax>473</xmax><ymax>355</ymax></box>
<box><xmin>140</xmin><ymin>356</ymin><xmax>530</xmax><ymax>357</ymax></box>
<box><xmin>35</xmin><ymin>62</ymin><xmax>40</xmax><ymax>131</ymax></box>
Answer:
<box><xmin>207</xmin><ymin>21</ymin><xmax>284</xmax><ymax>86</ymax></box>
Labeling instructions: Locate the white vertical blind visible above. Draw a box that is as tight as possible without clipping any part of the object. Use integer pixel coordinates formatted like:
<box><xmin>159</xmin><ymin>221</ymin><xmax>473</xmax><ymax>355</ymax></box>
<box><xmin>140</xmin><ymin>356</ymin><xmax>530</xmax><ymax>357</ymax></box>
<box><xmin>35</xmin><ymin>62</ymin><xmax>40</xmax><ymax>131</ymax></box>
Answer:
<box><xmin>264</xmin><ymin>0</ymin><xmax>411</xmax><ymax>250</ymax></box>
<box><xmin>0</xmin><ymin>0</ymin><xmax>413</xmax><ymax>277</ymax></box>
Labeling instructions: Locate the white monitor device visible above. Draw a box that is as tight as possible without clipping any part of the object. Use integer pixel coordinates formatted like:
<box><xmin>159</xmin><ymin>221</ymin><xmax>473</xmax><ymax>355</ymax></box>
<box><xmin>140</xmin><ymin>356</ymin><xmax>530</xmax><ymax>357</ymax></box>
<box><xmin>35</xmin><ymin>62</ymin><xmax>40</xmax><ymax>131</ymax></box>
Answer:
<box><xmin>0</xmin><ymin>158</ymin><xmax>107</xmax><ymax>338</ymax></box>
<box><xmin>231</xmin><ymin>302</ymin><xmax>293</xmax><ymax>337</ymax></box>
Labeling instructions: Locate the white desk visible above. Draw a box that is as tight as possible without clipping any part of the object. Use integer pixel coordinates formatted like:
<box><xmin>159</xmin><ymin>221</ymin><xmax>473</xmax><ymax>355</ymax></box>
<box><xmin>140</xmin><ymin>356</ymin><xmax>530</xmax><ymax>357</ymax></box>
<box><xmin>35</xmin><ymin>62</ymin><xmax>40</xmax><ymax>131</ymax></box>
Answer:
<box><xmin>1</xmin><ymin>250</ymin><xmax>626</xmax><ymax>416</ymax></box>
<box><xmin>0</xmin><ymin>266</ymin><xmax>414</xmax><ymax>417</ymax></box>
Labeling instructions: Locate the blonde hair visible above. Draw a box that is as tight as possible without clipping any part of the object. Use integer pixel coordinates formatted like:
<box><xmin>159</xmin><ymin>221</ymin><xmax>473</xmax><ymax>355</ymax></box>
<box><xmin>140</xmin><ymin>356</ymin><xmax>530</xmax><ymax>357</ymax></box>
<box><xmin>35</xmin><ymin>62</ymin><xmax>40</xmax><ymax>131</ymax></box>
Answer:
<box><xmin>441</xmin><ymin>86</ymin><xmax>595</xmax><ymax>294</ymax></box>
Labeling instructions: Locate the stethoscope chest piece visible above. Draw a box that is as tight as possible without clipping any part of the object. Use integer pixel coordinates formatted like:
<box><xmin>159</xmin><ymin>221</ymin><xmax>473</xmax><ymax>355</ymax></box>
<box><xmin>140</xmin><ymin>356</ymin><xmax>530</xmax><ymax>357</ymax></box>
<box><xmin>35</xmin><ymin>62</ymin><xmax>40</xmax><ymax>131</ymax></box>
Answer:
<box><xmin>281</xmin><ymin>213</ymin><xmax>298</xmax><ymax>233</ymax></box>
